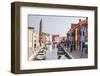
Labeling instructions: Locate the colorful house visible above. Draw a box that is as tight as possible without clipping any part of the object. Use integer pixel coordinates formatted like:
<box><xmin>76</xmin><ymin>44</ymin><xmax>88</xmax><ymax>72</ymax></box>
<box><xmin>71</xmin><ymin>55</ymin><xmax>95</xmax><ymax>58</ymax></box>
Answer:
<box><xmin>67</xmin><ymin>18</ymin><xmax>88</xmax><ymax>52</ymax></box>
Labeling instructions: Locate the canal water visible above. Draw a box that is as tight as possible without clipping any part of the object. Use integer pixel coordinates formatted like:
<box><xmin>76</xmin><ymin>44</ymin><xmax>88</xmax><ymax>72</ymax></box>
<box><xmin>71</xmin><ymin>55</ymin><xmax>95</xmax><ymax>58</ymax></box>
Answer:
<box><xmin>45</xmin><ymin>44</ymin><xmax>58</xmax><ymax>60</ymax></box>
<box><xmin>45</xmin><ymin>43</ymin><xmax>68</xmax><ymax>60</ymax></box>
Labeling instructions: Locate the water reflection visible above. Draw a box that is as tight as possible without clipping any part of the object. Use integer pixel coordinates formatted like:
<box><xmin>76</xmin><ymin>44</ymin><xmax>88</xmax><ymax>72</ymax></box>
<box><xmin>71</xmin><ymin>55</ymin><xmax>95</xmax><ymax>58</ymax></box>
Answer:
<box><xmin>45</xmin><ymin>43</ymin><xmax>58</xmax><ymax>60</ymax></box>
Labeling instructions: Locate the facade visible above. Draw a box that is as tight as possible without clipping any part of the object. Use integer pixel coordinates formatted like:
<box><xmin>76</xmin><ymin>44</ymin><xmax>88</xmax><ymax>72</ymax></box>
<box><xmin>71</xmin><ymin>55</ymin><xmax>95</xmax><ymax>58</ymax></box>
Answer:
<box><xmin>70</xmin><ymin>24</ymin><xmax>80</xmax><ymax>51</ymax></box>
<box><xmin>52</xmin><ymin>35</ymin><xmax>59</xmax><ymax>43</ymax></box>
<box><xmin>28</xmin><ymin>27</ymin><xmax>34</xmax><ymax>60</ymax></box>
<box><xmin>33</xmin><ymin>30</ymin><xmax>40</xmax><ymax>49</ymax></box>
<box><xmin>67</xmin><ymin>18</ymin><xmax>88</xmax><ymax>52</ymax></box>
<box><xmin>28</xmin><ymin>27</ymin><xmax>40</xmax><ymax>60</ymax></box>
<box><xmin>67</xmin><ymin>31</ymin><xmax>71</xmax><ymax>49</ymax></box>
<box><xmin>40</xmin><ymin>32</ymin><xmax>47</xmax><ymax>47</ymax></box>
<box><xmin>52</xmin><ymin>35</ymin><xmax>60</xmax><ymax>48</ymax></box>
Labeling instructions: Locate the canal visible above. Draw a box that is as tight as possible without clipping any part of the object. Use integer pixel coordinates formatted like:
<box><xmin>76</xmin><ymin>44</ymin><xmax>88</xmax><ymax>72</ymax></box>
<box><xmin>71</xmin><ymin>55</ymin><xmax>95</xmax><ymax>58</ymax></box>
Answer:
<box><xmin>45</xmin><ymin>43</ymin><xmax>69</xmax><ymax>60</ymax></box>
<box><xmin>45</xmin><ymin>44</ymin><xmax>58</xmax><ymax>60</ymax></box>
<box><xmin>35</xmin><ymin>43</ymin><xmax>70</xmax><ymax>60</ymax></box>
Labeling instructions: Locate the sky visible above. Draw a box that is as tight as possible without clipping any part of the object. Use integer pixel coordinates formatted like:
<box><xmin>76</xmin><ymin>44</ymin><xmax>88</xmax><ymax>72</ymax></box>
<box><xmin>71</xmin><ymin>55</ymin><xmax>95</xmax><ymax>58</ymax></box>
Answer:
<box><xmin>28</xmin><ymin>15</ymin><xmax>86</xmax><ymax>36</ymax></box>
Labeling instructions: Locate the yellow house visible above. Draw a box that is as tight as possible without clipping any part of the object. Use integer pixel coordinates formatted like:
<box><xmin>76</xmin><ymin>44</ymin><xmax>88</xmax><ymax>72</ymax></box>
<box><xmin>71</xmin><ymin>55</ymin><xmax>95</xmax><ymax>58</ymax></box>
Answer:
<box><xmin>28</xmin><ymin>27</ymin><xmax>34</xmax><ymax>60</ymax></box>
<box><xmin>28</xmin><ymin>27</ymin><xmax>41</xmax><ymax>61</ymax></box>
